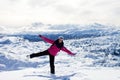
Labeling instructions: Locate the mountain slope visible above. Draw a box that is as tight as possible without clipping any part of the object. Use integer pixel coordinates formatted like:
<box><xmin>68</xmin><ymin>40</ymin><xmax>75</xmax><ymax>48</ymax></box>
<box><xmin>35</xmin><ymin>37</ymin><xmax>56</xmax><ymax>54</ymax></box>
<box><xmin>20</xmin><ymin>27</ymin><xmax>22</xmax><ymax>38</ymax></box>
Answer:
<box><xmin>0</xmin><ymin>23</ymin><xmax>120</xmax><ymax>75</ymax></box>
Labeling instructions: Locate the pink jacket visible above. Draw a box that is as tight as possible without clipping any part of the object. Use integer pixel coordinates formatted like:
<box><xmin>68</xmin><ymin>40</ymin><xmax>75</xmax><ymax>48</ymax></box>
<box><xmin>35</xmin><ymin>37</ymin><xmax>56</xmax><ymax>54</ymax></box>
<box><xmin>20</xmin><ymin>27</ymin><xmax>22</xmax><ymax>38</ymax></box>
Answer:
<box><xmin>39</xmin><ymin>35</ymin><xmax>74</xmax><ymax>56</ymax></box>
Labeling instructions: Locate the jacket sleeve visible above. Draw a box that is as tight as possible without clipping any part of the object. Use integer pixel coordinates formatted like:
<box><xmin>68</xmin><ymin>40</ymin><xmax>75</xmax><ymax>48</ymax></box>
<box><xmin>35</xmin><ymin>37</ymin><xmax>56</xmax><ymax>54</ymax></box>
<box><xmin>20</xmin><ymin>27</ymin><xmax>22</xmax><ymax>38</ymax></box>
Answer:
<box><xmin>39</xmin><ymin>35</ymin><xmax>54</xmax><ymax>44</ymax></box>
<box><xmin>61</xmin><ymin>47</ymin><xmax>74</xmax><ymax>56</ymax></box>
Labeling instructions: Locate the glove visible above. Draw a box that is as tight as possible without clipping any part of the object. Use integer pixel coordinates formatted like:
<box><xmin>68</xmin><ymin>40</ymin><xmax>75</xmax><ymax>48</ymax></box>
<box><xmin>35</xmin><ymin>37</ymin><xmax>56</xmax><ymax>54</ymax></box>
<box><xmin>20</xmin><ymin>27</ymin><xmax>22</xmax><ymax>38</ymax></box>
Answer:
<box><xmin>71</xmin><ymin>53</ymin><xmax>76</xmax><ymax>56</ymax></box>
<box><xmin>73</xmin><ymin>53</ymin><xmax>77</xmax><ymax>55</ymax></box>
<box><xmin>39</xmin><ymin>35</ymin><xmax>42</xmax><ymax>37</ymax></box>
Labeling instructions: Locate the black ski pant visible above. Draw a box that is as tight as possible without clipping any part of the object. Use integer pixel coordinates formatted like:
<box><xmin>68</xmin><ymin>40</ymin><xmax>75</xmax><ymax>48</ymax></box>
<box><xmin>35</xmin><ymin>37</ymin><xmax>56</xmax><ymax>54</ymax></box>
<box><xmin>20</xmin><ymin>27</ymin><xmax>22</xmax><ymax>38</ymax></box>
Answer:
<box><xmin>30</xmin><ymin>50</ymin><xmax>55</xmax><ymax>74</ymax></box>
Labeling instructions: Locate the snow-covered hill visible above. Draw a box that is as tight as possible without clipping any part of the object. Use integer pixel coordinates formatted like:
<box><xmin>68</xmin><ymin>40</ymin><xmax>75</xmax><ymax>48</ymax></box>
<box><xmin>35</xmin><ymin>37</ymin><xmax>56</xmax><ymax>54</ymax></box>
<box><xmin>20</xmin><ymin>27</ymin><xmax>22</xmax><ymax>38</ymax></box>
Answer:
<box><xmin>0</xmin><ymin>67</ymin><xmax>120</xmax><ymax>80</ymax></box>
<box><xmin>0</xmin><ymin>23</ymin><xmax>120</xmax><ymax>80</ymax></box>
<box><xmin>1</xmin><ymin>23</ymin><xmax>119</xmax><ymax>42</ymax></box>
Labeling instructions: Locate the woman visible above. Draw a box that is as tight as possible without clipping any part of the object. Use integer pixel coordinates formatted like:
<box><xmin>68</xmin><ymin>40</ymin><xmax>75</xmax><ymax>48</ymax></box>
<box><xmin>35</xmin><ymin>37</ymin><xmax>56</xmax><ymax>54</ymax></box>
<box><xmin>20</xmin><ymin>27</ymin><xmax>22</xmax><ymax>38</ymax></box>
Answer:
<box><xmin>28</xmin><ymin>35</ymin><xmax>75</xmax><ymax>74</ymax></box>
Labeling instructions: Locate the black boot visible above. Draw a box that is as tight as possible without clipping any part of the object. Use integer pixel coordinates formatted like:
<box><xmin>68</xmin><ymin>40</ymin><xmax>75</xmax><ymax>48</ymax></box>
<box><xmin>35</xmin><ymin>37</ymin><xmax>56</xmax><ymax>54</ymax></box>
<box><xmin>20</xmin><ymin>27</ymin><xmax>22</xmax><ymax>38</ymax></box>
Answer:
<box><xmin>51</xmin><ymin>66</ymin><xmax>55</xmax><ymax>74</ymax></box>
<box><xmin>26</xmin><ymin>54</ymin><xmax>34</xmax><ymax>59</ymax></box>
<box><xmin>29</xmin><ymin>54</ymin><xmax>35</xmax><ymax>58</ymax></box>
<box><xmin>51</xmin><ymin>71</ymin><xmax>55</xmax><ymax>74</ymax></box>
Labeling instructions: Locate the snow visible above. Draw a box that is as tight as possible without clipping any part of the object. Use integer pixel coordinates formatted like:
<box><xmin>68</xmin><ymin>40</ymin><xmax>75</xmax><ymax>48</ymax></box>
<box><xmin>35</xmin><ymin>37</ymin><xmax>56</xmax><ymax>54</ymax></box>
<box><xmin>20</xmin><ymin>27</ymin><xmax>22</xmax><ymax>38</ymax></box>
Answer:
<box><xmin>0</xmin><ymin>67</ymin><xmax>120</xmax><ymax>80</ymax></box>
<box><xmin>0</xmin><ymin>23</ymin><xmax>120</xmax><ymax>80</ymax></box>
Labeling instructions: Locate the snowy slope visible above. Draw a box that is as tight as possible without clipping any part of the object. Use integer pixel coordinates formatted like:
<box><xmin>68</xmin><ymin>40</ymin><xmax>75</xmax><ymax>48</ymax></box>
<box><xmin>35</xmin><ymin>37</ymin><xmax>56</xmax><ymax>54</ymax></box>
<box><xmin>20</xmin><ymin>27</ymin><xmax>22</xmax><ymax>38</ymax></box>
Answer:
<box><xmin>0</xmin><ymin>67</ymin><xmax>120</xmax><ymax>80</ymax></box>
<box><xmin>0</xmin><ymin>23</ymin><xmax>120</xmax><ymax>80</ymax></box>
<box><xmin>0</xmin><ymin>34</ymin><xmax>120</xmax><ymax>70</ymax></box>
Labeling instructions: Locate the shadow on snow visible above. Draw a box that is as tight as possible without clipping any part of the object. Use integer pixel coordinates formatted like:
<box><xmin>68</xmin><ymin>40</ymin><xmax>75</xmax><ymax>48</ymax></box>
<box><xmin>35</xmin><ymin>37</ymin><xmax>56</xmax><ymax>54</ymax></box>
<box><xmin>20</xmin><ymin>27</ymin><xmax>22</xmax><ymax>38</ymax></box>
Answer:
<box><xmin>24</xmin><ymin>73</ymin><xmax>76</xmax><ymax>80</ymax></box>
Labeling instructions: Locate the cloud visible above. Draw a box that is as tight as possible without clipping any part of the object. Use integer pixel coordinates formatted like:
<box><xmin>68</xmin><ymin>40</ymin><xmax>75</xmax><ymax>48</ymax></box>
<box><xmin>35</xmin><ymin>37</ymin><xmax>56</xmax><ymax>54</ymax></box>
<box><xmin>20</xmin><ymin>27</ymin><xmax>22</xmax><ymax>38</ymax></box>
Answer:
<box><xmin>113</xmin><ymin>7</ymin><xmax>120</xmax><ymax>15</ymax></box>
<box><xmin>28</xmin><ymin>0</ymin><xmax>57</xmax><ymax>7</ymax></box>
<box><xmin>0</xmin><ymin>0</ymin><xmax>120</xmax><ymax>26</ymax></box>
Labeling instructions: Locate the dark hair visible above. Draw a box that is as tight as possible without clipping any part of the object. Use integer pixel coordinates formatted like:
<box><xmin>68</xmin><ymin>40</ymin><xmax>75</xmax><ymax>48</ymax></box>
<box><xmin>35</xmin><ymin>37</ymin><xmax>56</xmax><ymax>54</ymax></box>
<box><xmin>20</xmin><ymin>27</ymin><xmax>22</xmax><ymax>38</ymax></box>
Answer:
<box><xmin>52</xmin><ymin>39</ymin><xmax>64</xmax><ymax>49</ymax></box>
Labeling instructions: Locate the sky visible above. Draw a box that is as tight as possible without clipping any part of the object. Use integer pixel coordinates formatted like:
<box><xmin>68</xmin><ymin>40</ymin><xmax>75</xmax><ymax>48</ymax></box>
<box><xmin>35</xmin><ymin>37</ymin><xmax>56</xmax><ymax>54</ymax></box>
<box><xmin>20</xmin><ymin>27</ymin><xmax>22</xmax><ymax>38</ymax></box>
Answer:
<box><xmin>0</xmin><ymin>0</ymin><xmax>120</xmax><ymax>27</ymax></box>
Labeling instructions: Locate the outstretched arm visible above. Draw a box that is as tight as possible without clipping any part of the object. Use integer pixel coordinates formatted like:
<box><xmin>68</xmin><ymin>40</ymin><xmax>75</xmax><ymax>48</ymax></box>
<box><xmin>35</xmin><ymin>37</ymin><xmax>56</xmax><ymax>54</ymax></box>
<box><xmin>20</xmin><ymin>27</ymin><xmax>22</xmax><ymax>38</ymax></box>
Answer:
<box><xmin>39</xmin><ymin>35</ymin><xmax>54</xmax><ymax>44</ymax></box>
<box><xmin>61</xmin><ymin>47</ymin><xmax>75</xmax><ymax>56</ymax></box>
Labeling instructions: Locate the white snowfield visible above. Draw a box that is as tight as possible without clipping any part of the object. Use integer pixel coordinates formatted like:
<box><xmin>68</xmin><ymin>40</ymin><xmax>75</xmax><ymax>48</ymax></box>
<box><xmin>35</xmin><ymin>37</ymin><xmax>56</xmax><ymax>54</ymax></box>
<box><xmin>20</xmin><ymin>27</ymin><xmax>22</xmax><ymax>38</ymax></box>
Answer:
<box><xmin>0</xmin><ymin>67</ymin><xmax>120</xmax><ymax>80</ymax></box>
<box><xmin>0</xmin><ymin>37</ymin><xmax>120</xmax><ymax>80</ymax></box>
<box><xmin>0</xmin><ymin>23</ymin><xmax>120</xmax><ymax>80</ymax></box>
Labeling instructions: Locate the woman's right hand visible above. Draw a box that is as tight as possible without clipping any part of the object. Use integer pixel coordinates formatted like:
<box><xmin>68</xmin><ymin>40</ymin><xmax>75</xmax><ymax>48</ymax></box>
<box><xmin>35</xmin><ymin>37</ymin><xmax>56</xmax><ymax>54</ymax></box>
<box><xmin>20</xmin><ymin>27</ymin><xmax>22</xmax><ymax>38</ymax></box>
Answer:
<box><xmin>39</xmin><ymin>34</ymin><xmax>42</xmax><ymax>37</ymax></box>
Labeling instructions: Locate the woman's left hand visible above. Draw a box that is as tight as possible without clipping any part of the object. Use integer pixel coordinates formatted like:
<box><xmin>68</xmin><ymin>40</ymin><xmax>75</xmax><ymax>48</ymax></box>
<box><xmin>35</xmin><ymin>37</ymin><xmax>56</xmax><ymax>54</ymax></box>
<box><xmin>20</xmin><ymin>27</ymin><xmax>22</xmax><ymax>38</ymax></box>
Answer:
<box><xmin>71</xmin><ymin>53</ymin><xmax>76</xmax><ymax>56</ymax></box>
